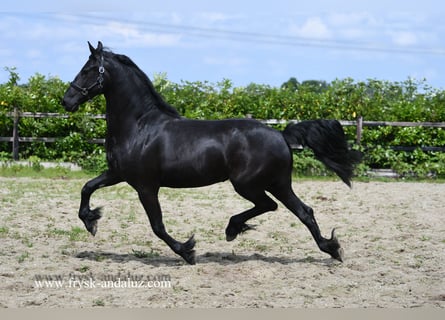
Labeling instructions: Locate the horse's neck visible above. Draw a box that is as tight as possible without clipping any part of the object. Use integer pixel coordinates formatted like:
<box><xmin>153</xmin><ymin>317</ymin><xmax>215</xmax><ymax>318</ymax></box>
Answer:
<box><xmin>103</xmin><ymin>85</ymin><xmax>171</xmax><ymax>137</ymax></box>
<box><xmin>103</xmin><ymin>64</ymin><xmax>177</xmax><ymax>140</ymax></box>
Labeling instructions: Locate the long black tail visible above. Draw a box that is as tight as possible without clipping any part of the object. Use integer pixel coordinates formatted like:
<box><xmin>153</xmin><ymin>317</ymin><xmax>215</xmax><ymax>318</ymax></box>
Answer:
<box><xmin>282</xmin><ymin>120</ymin><xmax>362</xmax><ymax>187</ymax></box>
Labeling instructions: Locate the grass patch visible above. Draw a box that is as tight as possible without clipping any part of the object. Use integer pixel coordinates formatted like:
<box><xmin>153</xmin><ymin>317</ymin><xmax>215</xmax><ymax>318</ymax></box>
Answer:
<box><xmin>21</xmin><ymin>237</ymin><xmax>33</xmax><ymax>248</ymax></box>
<box><xmin>75</xmin><ymin>265</ymin><xmax>90</xmax><ymax>273</ymax></box>
<box><xmin>268</xmin><ymin>230</ymin><xmax>288</xmax><ymax>242</ymax></box>
<box><xmin>94</xmin><ymin>254</ymin><xmax>107</xmax><ymax>262</ymax></box>
<box><xmin>236</xmin><ymin>238</ymin><xmax>257</xmax><ymax>250</ymax></box>
<box><xmin>17</xmin><ymin>251</ymin><xmax>30</xmax><ymax>263</ymax></box>
<box><xmin>0</xmin><ymin>226</ymin><xmax>9</xmax><ymax>237</ymax></box>
<box><xmin>1</xmin><ymin>165</ymin><xmax>444</xmax><ymax>184</ymax></box>
<box><xmin>67</xmin><ymin>227</ymin><xmax>89</xmax><ymax>241</ymax></box>
<box><xmin>254</xmin><ymin>244</ymin><xmax>269</xmax><ymax>253</ymax></box>
<box><xmin>0</xmin><ymin>164</ymin><xmax>91</xmax><ymax>179</ymax></box>
<box><xmin>127</xmin><ymin>211</ymin><xmax>137</xmax><ymax>223</ymax></box>
<box><xmin>92</xmin><ymin>299</ymin><xmax>105</xmax><ymax>307</ymax></box>
<box><xmin>109</xmin><ymin>230</ymin><xmax>129</xmax><ymax>244</ymax></box>
<box><xmin>46</xmin><ymin>226</ymin><xmax>89</xmax><ymax>242</ymax></box>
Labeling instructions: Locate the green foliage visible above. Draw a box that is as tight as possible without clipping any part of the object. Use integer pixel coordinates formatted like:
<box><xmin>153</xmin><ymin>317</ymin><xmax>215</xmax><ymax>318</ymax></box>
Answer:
<box><xmin>292</xmin><ymin>150</ymin><xmax>333</xmax><ymax>178</ymax></box>
<box><xmin>1</xmin><ymin>69</ymin><xmax>444</xmax><ymax>178</ymax></box>
<box><xmin>76</xmin><ymin>149</ymin><xmax>108</xmax><ymax>174</ymax></box>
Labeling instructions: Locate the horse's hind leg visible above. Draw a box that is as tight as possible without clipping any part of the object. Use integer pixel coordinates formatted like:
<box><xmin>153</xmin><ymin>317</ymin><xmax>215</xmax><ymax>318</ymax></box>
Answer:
<box><xmin>79</xmin><ymin>170</ymin><xmax>122</xmax><ymax>236</ymax></box>
<box><xmin>270</xmin><ymin>185</ymin><xmax>344</xmax><ymax>262</ymax></box>
<box><xmin>137</xmin><ymin>188</ymin><xmax>196</xmax><ymax>265</ymax></box>
<box><xmin>226</xmin><ymin>185</ymin><xmax>278</xmax><ymax>241</ymax></box>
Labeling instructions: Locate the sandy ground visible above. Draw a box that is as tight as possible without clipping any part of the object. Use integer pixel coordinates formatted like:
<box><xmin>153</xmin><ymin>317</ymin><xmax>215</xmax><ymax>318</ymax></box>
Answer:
<box><xmin>0</xmin><ymin>177</ymin><xmax>444</xmax><ymax>308</ymax></box>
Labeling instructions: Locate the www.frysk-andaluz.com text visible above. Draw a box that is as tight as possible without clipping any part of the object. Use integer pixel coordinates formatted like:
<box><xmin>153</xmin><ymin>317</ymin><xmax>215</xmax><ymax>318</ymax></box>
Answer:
<box><xmin>33</xmin><ymin>273</ymin><xmax>172</xmax><ymax>289</ymax></box>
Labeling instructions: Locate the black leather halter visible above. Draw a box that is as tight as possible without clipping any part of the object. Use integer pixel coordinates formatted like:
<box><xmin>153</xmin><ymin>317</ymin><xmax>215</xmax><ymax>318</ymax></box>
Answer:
<box><xmin>70</xmin><ymin>56</ymin><xmax>105</xmax><ymax>96</ymax></box>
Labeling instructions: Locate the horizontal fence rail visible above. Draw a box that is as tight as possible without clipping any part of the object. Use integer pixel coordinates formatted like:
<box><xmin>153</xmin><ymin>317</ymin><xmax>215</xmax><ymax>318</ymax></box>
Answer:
<box><xmin>262</xmin><ymin>119</ymin><xmax>445</xmax><ymax>127</ymax></box>
<box><xmin>5</xmin><ymin>111</ymin><xmax>106</xmax><ymax>119</ymax></box>
<box><xmin>1</xmin><ymin>108</ymin><xmax>445</xmax><ymax>160</ymax></box>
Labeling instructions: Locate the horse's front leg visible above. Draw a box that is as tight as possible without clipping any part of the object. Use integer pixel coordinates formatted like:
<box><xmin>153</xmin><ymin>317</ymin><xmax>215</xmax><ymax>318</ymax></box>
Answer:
<box><xmin>137</xmin><ymin>187</ymin><xmax>196</xmax><ymax>264</ymax></box>
<box><xmin>79</xmin><ymin>170</ymin><xmax>122</xmax><ymax>236</ymax></box>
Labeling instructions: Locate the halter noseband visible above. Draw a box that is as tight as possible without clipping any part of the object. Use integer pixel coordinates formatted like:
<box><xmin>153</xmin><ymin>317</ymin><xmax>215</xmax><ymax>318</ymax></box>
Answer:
<box><xmin>70</xmin><ymin>56</ymin><xmax>105</xmax><ymax>96</ymax></box>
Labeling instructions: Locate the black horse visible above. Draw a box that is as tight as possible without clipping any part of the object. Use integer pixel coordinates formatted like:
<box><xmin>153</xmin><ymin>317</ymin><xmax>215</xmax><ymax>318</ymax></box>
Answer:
<box><xmin>62</xmin><ymin>41</ymin><xmax>361</xmax><ymax>265</ymax></box>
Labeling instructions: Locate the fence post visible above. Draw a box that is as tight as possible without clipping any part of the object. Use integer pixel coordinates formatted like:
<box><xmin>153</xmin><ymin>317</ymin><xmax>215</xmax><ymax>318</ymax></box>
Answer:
<box><xmin>12</xmin><ymin>106</ymin><xmax>19</xmax><ymax>161</ymax></box>
<box><xmin>356</xmin><ymin>115</ymin><xmax>363</xmax><ymax>145</ymax></box>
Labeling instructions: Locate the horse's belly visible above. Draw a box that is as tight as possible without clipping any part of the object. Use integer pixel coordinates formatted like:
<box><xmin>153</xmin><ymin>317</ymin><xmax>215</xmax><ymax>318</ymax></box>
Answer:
<box><xmin>160</xmin><ymin>167</ymin><xmax>228</xmax><ymax>188</ymax></box>
<box><xmin>159</xmin><ymin>142</ymin><xmax>229</xmax><ymax>187</ymax></box>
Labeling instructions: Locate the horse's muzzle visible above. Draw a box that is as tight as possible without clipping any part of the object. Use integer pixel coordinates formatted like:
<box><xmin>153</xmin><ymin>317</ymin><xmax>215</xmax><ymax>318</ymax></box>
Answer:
<box><xmin>61</xmin><ymin>98</ymin><xmax>80</xmax><ymax>112</ymax></box>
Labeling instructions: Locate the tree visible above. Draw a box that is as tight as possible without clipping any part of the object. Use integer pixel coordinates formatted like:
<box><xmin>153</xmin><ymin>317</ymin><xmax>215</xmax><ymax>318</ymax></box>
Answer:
<box><xmin>281</xmin><ymin>77</ymin><xmax>299</xmax><ymax>91</ymax></box>
<box><xmin>301</xmin><ymin>80</ymin><xmax>328</xmax><ymax>93</ymax></box>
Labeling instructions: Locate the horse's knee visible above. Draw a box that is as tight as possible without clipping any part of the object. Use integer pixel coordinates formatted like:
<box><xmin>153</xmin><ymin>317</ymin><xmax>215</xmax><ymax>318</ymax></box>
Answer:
<box><xmin>81</xmin><ymin>182</ymin><xmax>94</xmax><ymax>197</ymax></box>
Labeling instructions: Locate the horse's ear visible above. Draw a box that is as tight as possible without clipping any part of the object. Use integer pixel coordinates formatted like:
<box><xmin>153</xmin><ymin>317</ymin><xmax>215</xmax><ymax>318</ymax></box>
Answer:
<box><xmin>88</xmin><ymin>41</ymin><xmax>104</xmax><ymax>58</ymax></box>
<box><xmin>88</xmin><ymin>41</ymin><xmax>96</xmax><ymax>55</ymax></box>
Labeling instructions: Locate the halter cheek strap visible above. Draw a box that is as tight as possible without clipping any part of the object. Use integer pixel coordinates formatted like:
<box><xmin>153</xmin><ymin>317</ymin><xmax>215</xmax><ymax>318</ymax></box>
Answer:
<box><xmin>70</xmin><ymin>56</ymin><xmax>105</xmax><ymax>96</ymax></box>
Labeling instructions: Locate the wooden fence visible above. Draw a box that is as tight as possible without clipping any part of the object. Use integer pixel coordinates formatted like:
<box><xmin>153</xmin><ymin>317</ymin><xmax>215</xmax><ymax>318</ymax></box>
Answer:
<box><xmin>262</xmin><ymin>117</ymin><xmax>445</xmax><ymax>151</ymax></box>
<box><xmin>0</xmin><ymin>110</ymin><xmax>105</xmax><ymax>160</ymax></box>
<box><xmin>1</xmin><ymin>108</ymin><xmax>445</xmax><ymax>160</ymax></box>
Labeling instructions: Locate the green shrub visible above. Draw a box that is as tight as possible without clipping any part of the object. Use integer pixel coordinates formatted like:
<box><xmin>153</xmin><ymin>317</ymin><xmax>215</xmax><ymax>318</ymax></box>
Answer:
<box><xmin>76</xmin><ymin>149</ymin><xmax>108</xmax><ymax>174</ymax></box>
<box><xmin>1</xmin><ymin>69</ymin><xmax>444</xmax><ymax>178</ymax></box>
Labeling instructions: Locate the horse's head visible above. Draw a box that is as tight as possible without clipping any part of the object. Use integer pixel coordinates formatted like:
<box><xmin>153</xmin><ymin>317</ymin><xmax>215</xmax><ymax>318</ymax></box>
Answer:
<box><xmin>62</xmin><ymin>41</ymin><xmax>106</xmax><ymax>112</ymax></box>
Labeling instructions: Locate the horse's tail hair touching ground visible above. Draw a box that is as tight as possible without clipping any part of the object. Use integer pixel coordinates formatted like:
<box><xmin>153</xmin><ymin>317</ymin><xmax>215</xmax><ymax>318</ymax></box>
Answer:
<box><xmin>282</xmin><ymin>120</ymin><xmax>362</xmax><ymax>187</ymax></box>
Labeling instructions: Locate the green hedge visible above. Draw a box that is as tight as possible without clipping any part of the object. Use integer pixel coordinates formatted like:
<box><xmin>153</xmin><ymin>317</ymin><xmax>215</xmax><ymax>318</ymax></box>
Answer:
<box><xmin>1</xmin><ymin>68</ymin><xmax>444</xmax><ymax>177</ymax></box>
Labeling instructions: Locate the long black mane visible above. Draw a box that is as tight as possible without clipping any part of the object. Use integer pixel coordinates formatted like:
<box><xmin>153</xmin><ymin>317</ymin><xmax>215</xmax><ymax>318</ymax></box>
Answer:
<box><xmin>112</xmin><ymin>52</ymin><xmax>181</xmax><ymax>119</ymax></box>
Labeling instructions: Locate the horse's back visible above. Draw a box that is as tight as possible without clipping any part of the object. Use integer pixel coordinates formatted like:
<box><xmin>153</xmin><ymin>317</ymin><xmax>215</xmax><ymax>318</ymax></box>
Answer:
<box><xmin>157</xmin><ymin>118</ymin><xmax>292</xmax><ymax>188</ymax></box>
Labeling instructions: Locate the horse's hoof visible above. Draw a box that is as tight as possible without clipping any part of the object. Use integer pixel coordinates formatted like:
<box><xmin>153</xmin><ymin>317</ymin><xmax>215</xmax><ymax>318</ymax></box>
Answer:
<box><xmin>225</xmin><ymin>223</ymin><xmax>255</xmax><ymax>242</ymax></box>
<box><xmin>180</xmin><ymin>234</ymin><xmax>196</xmax><ymax>264</ymax></box>
<box><xmin>80</xmin><ymin>207</ymin><xmax>102</xmax><ymax>236</ymax></box>
<box><xmin>225</xmin><ymin>225</ymin><xmax>238</xmax><ymax>242</ymax></box>
<box><xmin>329</xmin><ymin>228</ymin><xmax>344</xmax><ymax>262</ymax></box>
<box><xmin>88</xmin><ymin>220</ymin><xmax>98</xmax><ymax>236</ymax></box>
<box><xmin>85</xmin><ymin>214</ymin><xmax>100</xmax><ymax>236</ymax></box>
<box><xmin>336</xmin><ymin>247</ymin><xmax>345</xmax><ymax>262</ymax></box>
<box><xmin>226</xmin><ymin>234</ymin><xmax>237</xmax><ymax>242</ymax></box>
<box><xmin>183</xmin><ymin>250</ymin><xmax>196</xmax><ymax>265</ymax></box>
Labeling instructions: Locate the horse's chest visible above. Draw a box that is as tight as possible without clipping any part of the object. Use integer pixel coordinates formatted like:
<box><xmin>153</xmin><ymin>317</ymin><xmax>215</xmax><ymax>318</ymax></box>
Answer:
<box><xmin>105</xmin><ymin>137</ymin><xmax>133</xmax><ymax>171</ymax></box>
<box><xmin>106</xmin><ymin>136</ymin><xmax>154</xmax><ymax>173</ymax></box>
